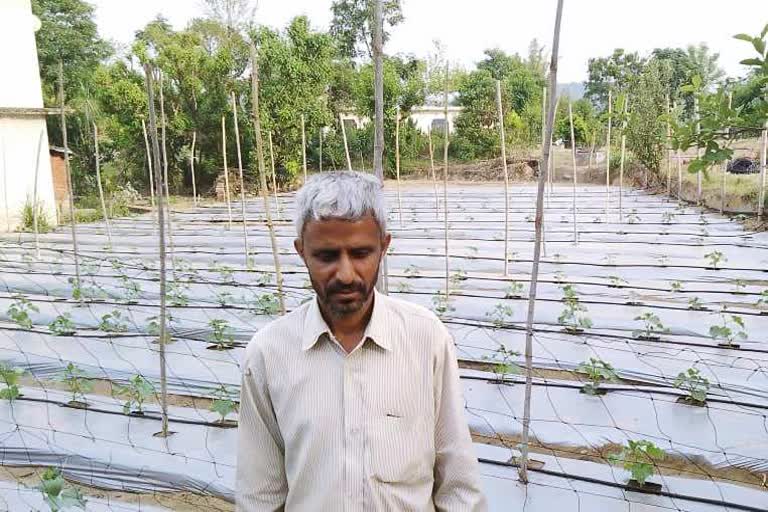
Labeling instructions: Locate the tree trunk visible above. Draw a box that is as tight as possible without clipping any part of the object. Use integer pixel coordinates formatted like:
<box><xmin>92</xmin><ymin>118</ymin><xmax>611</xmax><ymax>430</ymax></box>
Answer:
<box><xmin>373</xmin><ymin>0</ymin><xmax>384</xmax><ymax>183</ymax></box>
<box><xmin>340</xmin><ymin>114</ymin><xmax>352</xmax><ymax>172</ymax></box>
<box><xmin>142</xmin><ymin>118</ymin><xmax>156</xmax><ymax>208</ymax></box>
<box><xmin>443</xmin><ymin>62</ymin><xmax>451</xmax><ymax>299</ymax></box>
<box><xmin>93</xmin><ymin>122</ymin><xmax>112</xmax><ymax>249</ymax></box>
<box><xmin>231</xmin><ymin>92</ymin><xmax>250</xmax><ymax>268</ymax></box>
<box><xmin>495</xmin><ymin>80</ymin><xmax>510</xmax><ymax>275</ymax></box>
<box><xmin>395</xmin><ymin>107</ymin><xmax>403</xmax><ymax>226</ymax></box>
<box><xmin>301</xmin><ymin>113</ymin><xmax>308</xmax><ymax>181</ymax></box>
<box><xmin>568</xmin><ymin>101</ymin><xmax>578</xmax><ymax>244</ymax></box>
<box><xmin>190</xmin><ymin>131</ymin><xmax>198</xmax><ymax>206</ymax></box>
<box><xmin>605</xmin><ymin>90</ymin><xmax>612</xmax><ymax>215</ymax></box>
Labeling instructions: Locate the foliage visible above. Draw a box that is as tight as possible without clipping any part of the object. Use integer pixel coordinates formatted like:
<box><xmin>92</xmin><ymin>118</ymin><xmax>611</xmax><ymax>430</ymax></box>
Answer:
<box><xmin>505</xmin><ymin>281</ymin><xmax>525</xmax><ymax>298</ymax></box>
<box><xmin>210</xmin><ymin>384</ymin><xmax>238</xmax><ymax>422</ymax></box>
<box><xmin>709</xmin><ymin>311</ymin><xmax>748</xmax><ymax>346</ymax></box>
<box><xmin>60</xmin><ymin>363</ymin><xmax>93</xmax><ymax>403</ymax></box>
<box><xmin>558</xmin><ymin>284</ymin><xmax>592</xmax><ymax>333</ymax></box>
<box><xmin>208</xmin><ymin>319</ymin><xmax>235</xmax><ymax>348</ymax></box>
<box><xmin>704</xmin><ymin>250</ymin><xmax>727</xmax><ymax>269</ymax></box>
<box><xmin>608</xmin><ymin>440</ymin><xmax>666</xmax><ymax>486</ymax></box>
<box><xmin>8</xmin><ymin>297</ymin><xmax>40</xmax><ymax>330</ymax></box>
<box><xmin>250</xmin><ymin>292</ymin><xmax>281</xmax><ymax>315</ymax></box>
<box><xmin>329</xmin><ymin>0</ymin><xmax>403</xmax><ymax>58</ymax></box>
<box><xmin>625</xmin><ymin>60</ymin><xmax>668</xmax><ymax>173</ymax></box>
<box><xmin>49</xmin><ymin>313</ymin><xmax>76</xmax><ymax>336</ymax></box>
<box><xmin>485</xmin><ymin>303</ymin><xmax>514</xmax><ymax>328</ymax></box>
<box><xmin>576</xmin><ymin>358</ymin><xmax>618</xmax><ymax>395</ymax></box>
<box><xmin>633</xmin><ymin>312</ymin><xmax>670</xmax><ymax>340</ymax></box>
<box><xmin>115</xmin><ymin>375</ymin><xmax>155</xmax><ymax>414</ymax></box>
<box><xmin>673</xmin><ymin>368</ymin><xmax>710</xmax><ymax>404</ymax></box>
<box><xmin>431</xmin><ymin>291</ymin><xmax>455</xmax><ymax>318</ymax></box>
<box><xmin>688</xmin><ymin>297</ymin><xmax>705</xmax><ymax>311</ymax></box>
<box><xmin>98</xmin><ymin>310</ymin><xmax>128</xmax><ymax>333</ymax></box>
<box><xmin>483</xmin><ymin>344</ymin><xmax>520</xmax><ymax>384</ymax></box>
<box><xmin>585</xmin><ymin>49</ymin><xmax>645</xmax><ymax>108</ymax></box>
<box><xmin>0</xmin><ymin>363</ymin><xmax>24</xmax><ymax>401</ymax></box>
<box><xmin>19</xmin><ymin>200</ymin><xmax>53</xmax><ymax>234</ymax></box>
<box><xmin>38</xmin><ymin>467</ymin><xmax>88</xmax><ymax>512</ymax></box>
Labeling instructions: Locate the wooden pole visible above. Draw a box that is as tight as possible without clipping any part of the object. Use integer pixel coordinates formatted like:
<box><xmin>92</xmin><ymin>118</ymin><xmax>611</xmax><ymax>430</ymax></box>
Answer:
<box><xmin>158</xmin><ymin>71</ymin><xmax>176</xmax><ymax>268</ymax></box>
<box><xmin>395</xmin><ymin>107</ymin><xmax>403</xmax><ymax>227</ymax></box>
<box><xmin>141</xmin><ymin>118</ymin><xmax>156</xmax><ymax>208</ymax></box>
<box><xmin>759</xmin><ymin>107</ymin><xmax>768</xmax><ymax>221</ymax></box>
<box><xmin>301</xmin><ymin>113</ymin><xmax>308</xmax><ymax>182</ymax></box>
<box><xmin>520</xmin><ymin>0</ymin><xmax>564</xmax><ymax>484</ymax></box>
<box><xmin>373</xmin><ymin>0</ymin><xmax>384</xmax><ymax>183</ymax></box>
<box><xmin>541</xmin><ymin>86</ymin><xmax>547</xmax><ymax>198</ymax></box>
<box><xmin>619</xmin><ymin>95</ymin><xmax>628</xmax><ymax>223</ymax></box>
<box><xmin>605</xmin><ymin>90</ymin><xmax>612</xmax><ymax>216</ymax></box>
<box><xmin>32</xmin><ymin>129</ymin><xmax>44</xmax><ymax>259</ymax></box>
<box><xmin>268</xmin><ymin>131</ymin><xmax>280</xmax><ymax>216</ymax></box>
<box><xmin>190</xmin><ymin>131</ymin><xmax>198</xmax><ymax>206</ymax></box>
<box><xmin>231</xmin><ymin>92</ymin><xmax>250</xmax><ymax>268</ymax></box>
<box><xmin>340</xmin><ymin>114</ymin><xmax>353</xmax><ymax>172</ymax></box>
<box><xmin>221</xmin><ymin>115</ymin><xmax>233</xmax><ymax>229</ymax></box>
<box><xmin>58</xmin><ymin>62</ymin><xmax>82</xmax><ymax>298</ymax></box>
<box><xmin>443</xmin><ymin>61</ymin><xmax>451</xmax><ymax>300</ymax></box>
<box><xmin>143</xmin><ymin>62</ymin><xmax>170</xmax><ymax>437</ymax></box>
<box><xmin>568</xmin><ymin>101</ymin><xmax>578</xmax><ymax>244</ymax></box>
<box><xmin>496</xmin><ymin>80</ymin><xmax>510</xmax><ymax>275</ymax></box>
<box><xmin>427</xmin><ymin>126</ymin><xmax>439</xmax><ymax>219</ymax></box>
<box><xmin>1</xmin><ymin>131</ymin><xmax>8</xmax><ymax>232</ymax></box>
<box><xmin>721</xmin><ymin>92</ymin><xmax>733</xmax><ymax>214</ymax></box>
<box><xmin>666</xmin><ymin>96</ymin><xmax>672</xmax><ymax>197</ymax></box>
<box><xmin>251</xmin><ymin>44</ymin><xmax>286</xmax><ymax>315</ymax></box>
<box><xmin>319</xmin><ymin>128</ymin><xmax>324</xmax><ymax>173</ymax></box>
<box><xmin>675</xmin><ymin>102</ymin><xmax>682</xmax><ymax>200</ymax></box>
<box><xmin>695</xmin><ymin>97</ymin><xmax>702</xmax><ymax>205</ymax></box>
<box><xmin>93</xmin><ymin>123</ymin><xmax>112</xmax><ymax>249</ymax></box>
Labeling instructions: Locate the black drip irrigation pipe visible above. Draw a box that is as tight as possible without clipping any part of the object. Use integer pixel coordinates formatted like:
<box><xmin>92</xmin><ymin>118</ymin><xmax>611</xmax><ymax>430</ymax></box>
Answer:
<box><xmin>476</xmin><ymin>456</ymin><xmax>767</xmax><ymax>512</ymax></box>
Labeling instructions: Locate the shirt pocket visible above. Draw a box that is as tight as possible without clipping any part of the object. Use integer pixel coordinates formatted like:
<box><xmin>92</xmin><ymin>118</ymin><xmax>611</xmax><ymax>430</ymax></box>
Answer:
<box><xmin>368</xmin><ymin>414</ymin><xmax>434</xmax><ymax>484</ymax></box>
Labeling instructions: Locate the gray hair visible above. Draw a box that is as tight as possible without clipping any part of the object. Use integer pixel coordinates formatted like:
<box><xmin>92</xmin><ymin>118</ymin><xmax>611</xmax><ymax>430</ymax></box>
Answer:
<box><xmin>294</xmin><ymin>171</ymin><xmax>388</xmax><ymax>237</ymax></box>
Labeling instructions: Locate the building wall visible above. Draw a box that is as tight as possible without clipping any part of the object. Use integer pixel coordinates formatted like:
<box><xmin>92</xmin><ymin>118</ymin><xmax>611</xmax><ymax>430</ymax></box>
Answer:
<box><xmin>50</xmin><ymin>154</ymin><xmax>69</xmax><ymax>213</ymax></box>
<box><xmin>0</xmin><ymin>0</ymin><xmax>57</xmax><ymax>232</ymax></box>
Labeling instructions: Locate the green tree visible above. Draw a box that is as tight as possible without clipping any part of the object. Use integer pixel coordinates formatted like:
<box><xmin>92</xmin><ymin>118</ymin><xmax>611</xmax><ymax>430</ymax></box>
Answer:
<box><xmin>585</xmin><ymin>49</ymin><xmax>646</xmax><ymax>108</ymax></box>
<box><xmin>330</xmin><ymin>0</ymin><xmax>403</xmax><ymax>58</ymax></box>
<box><xmin>626</xmin><ymin>60</ymin><xmax>668</xmax><ymax>173</ymax></box>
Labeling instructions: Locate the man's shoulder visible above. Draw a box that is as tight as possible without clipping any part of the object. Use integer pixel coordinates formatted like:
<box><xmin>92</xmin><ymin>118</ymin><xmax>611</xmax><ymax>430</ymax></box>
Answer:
<box><xmin>381</xmin><ymin>293</ymin><xmax>450</xmax><ymax>339</ymax></box>
<box><xmin>245</xmin><ymin>300</ymin><xmax>311</xmax><ymax>359</ymax></box>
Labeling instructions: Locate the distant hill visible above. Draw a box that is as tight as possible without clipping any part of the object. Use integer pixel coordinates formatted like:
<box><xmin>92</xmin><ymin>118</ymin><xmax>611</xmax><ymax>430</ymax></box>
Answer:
<box><xmin>557</xmin><ymin>82</ymin><xmax>586</xmax><ymax>100</ymax></box>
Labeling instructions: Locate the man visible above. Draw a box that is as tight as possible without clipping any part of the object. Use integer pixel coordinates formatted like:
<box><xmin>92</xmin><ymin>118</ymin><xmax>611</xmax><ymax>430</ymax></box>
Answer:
<box><xmin>236</xmin><ymin>171</ymin><xmax>486</xmax><ymax>511</ymax></box>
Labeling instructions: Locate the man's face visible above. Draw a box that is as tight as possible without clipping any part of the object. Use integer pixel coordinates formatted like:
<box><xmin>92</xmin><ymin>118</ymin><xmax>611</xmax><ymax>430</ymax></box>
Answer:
<box><xmin>295</xmin><ymin>215</ymin><xmax>390</xmax><ymax>318</ymax></box>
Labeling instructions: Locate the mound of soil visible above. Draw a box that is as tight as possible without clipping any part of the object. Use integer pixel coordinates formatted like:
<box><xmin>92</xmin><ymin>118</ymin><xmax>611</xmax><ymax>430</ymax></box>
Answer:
<box><xmin>405</xmin><ymin>157</ymin><xmax>539</xmax><ymax>182</ymax></box>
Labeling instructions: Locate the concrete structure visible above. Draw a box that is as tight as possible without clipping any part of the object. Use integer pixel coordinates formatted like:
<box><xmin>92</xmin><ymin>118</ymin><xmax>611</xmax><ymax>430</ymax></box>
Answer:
<box><xmin>341</xmin><ymin>105</ymin><xmax>463</xmax><ymax>135</ymax></box>
<box><xmin>0</xmin><ymin>0</ymin><xmax>57</xmax><ymax>232</ymax></box>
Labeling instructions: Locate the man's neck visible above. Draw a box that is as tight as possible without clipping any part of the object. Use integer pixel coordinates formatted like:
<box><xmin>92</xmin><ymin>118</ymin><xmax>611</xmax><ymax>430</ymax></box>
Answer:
<box><xmin>320</xmin><ymin>293</ymin><xmax>375</xmax><ymax>353</ymax></box>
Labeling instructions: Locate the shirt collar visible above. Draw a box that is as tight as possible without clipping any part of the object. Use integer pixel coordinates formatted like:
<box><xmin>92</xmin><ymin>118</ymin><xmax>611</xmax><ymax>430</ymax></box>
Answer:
<box><xmin>301</xmin><ymin>289</ymin><xmax>391</xmax><ymax>352</ymax></box>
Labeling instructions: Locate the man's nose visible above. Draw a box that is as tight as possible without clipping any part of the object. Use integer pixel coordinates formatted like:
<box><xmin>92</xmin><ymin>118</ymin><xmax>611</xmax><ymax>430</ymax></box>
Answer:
<box><xmin>335</xmin><ymin>254</ymin><xmax>355</xmax><ymax>284</ymax></box>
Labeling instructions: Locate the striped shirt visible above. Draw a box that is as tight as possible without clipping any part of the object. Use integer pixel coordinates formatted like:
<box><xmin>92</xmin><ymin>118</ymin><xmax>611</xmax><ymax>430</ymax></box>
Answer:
<box><xmin>236</xmin><ymin>289</ymin><xmax>487</xmax><ymax>511</ymax></box>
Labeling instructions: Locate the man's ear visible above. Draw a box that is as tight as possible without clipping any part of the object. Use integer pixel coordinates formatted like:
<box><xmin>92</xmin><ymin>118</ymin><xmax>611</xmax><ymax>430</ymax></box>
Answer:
<box><xmin>380</xmin><ymin>233</ymin><xmax>392</xmax><ymax>257</ymax></box>
<box><xmin>294</xmin><ymin>238</ymin><xmax>304</xmax><ymax>262</ymax></box>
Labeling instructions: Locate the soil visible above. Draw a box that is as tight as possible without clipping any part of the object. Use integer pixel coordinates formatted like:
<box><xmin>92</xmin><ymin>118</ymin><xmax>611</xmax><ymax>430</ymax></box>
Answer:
<box><xmin>404</xmin><ymin>157</ymin><xmax>539</xmax><ymax>182</ymax></box>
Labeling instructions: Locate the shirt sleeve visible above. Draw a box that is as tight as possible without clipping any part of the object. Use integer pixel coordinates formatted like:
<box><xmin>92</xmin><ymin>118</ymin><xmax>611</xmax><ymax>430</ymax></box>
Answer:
<box><xmin>236</xmin><ymin>343</ymin><xmax>288</xmax><ymax>512</ymax></box>
<box><xmin>432</xmin><ymin>332</ymin><xmax>488</xmax><ymax>511</ymax></box>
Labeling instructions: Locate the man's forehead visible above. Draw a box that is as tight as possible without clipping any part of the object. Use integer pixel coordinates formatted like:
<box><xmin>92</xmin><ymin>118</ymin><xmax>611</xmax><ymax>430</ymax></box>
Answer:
<box><xmin>301</xmin><ymin>215</ymin><xmax>383</xmax><ymax>240</ymax></box>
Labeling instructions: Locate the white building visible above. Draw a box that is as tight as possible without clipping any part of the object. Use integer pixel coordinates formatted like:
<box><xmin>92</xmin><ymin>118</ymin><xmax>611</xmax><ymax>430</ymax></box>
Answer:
<box><xmin>341</xmin><ymin>105</ymin><xmax>463</xmax><ymax>134</ymax></box>
<box><xmin>0</xmin><ymin>0</ymin><xmax>57</xmax><ymax>232</ymax></box>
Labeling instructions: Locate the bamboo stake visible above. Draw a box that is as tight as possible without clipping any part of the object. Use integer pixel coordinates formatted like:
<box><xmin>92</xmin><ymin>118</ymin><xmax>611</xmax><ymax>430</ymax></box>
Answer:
<box><xmin>251</xmin><ymin>44</ymin><xmax>286</xmax><ymax>315</ymax></box>
<box><xmin>427</xmin><ymin>126</ymin><xmax>439</xmax><ymax>219</ymax></box>
<box><xmin>231</xmin><ymin>92</ymin><xmax>250</xmax><ymax>268</ymax></box>
<box><xmin>190</xmin><ymin>131</ymin><xmax>198</xmax><ymax>206</ymax></box>
<box><xmin>619</xmin><ymin>96</ymin><xmax>629</xmax><ymax>223</ymax></box>
<box><xmin>268</xmin><ymin>131</ymin><xmax>280</xmax><ymax>216</ymax></box>
<box><xmin>674</xmin><ymin>102</ymin><xmax>682</xmax><ymax>200</ymax></box>
<box><xmin>93</xmin><ymin>123</ymin><xmax>112</xmax><ymax>249</ymax></box>
<box><xmin>373</xmin><ymin>0</ymin><xmax>384</xmax><ymax>183</ymax></box>
<box><xmin>1</xmin><ymin>130</ymin><xmax>8</xmax><ymax>232</ymax></box>
<box><xmin>695</xmin><ymin>97</ymin><xmax>702</xmax><ymax>205</ymax></box>
<box><xmin>143</xmin><ymin>63</ymin><xmax>169</xmax><ymax>437</ymax></box>
<box><xmin>158</xmin><ymin>72</ymin><xmax>176</xmax><ymax>268</ymax></box>
<box><xmin>141</xmin><ymin>118</ymin><xmax>156</xmax><ymax>208</ymax></box>
<box><xmin>541</xmin><ymin>86</ymin><xmax>548</xmax><ymax>200</ymax></box>
<box><xmin>520</xmin><ymin>0</ymin><xmax>564</xmax><ymax>484</ymax></box>
<box><xmin>568</xmin><ymin>101</ymin><xmax>578</xmax><ymax>244</ymax></box>
<box><xmin>32</xmin><ymin>129</ymin><xmax>44</xmax><ymax>259</ymax></box>
<box><xmin>395</xmin><ymin>107</ymin><xmax>403</xmax><ymax>227</ymax></box>
<box><xmin>721</xmin><ymin>92</ymin><xmax>732</xmax><ymax>214</ymax></box>
<box><xmin>759</xmin><ymin>111</ymin><xmax>768</xmax><ymax>221</ymax></box>
<box><xmin>666</xmin><ymin>96</ymin><xmax>672</xmax><ymax>196</ymax></box>
<box><xmin>301</xmin><ymin>113</ymin><xmax>308</xmax><ymax>181</ymax></box>
<box><xmin>221</xmin><ymin>116</ymin><xmax>233</xmax><ymax>229</ymax></box>
<box><xmin>495</xmin><ymin>80</ymin><xmax>510</xmax><ymax>275</ymax></box>
<box><xmin>605</xmin><ymin>90</ymin><xmax>613</xmax><ymax>215</ymax></box>
<box><xmin>443</xmin><ymin>61</ymin><xmax>451</xmax><ymax>300</ymax></box>
<box><xmin>319</xmin><ymin>128</ymin><xmax>323</xmax><ymax>173</ymax></box>
<box><xmin>340</xmin><ymin>114</ymin><xmax>352</xmax><ymax>171</ymax></box>
<box><xmin>58</xmin><ymin>62</ymin><xmax>82</xmax><ymax>298</ymax></box>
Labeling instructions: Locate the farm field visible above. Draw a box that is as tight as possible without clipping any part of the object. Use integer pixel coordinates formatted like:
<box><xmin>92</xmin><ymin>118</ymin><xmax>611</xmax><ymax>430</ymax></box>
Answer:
<box><xmin>0</xmin><ymin>181</ymin><xmax>766</xmax><ymax>511</ymax></box>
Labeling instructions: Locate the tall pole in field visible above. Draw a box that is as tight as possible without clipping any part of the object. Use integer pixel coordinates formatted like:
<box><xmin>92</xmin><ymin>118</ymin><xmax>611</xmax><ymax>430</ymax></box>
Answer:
<box><xmin>520</xmin><ymin>0</ymin><xmax>564</xmax><ymax>485</ymax></box>
<box><xmin>221</xmin><ymin>116</ymin><xmax>234</xmax><ymax>229</ymax></box>
<box><xmin>158</xmin><ymin>72</ymin><xmax>176</xmax><ymax>268</ymax></box>
<box><xmin>568</xmin><ymin>101</ymin><xmax>578</xmax><ymax>244</ymax></box>
<box><xmin>59</xmin><ymin>62</ymin><xmax>82</xmax><ymax>298</ymax></box>
<box><xmin>251</xmin><ymin>44</ymin><xmax>286</xmax><ymax>315</ymax></box>
<box><xmin>32</xmin><ymin>129</ymin><xmax>44</xmax><ymax>259</ymax></box>
<box><xmin>427</xmin><ymin>126</ymin><xmax>439</xmax><ymax>218</ymax></box>
<box><xmin>319</xmin><ymin>128</ymin><xmax>324</xmax><ymax>173</ymax></box>
<box><xmin>268</xmin><ymin>131</ymin><xmax>280</xmax><ymax>215</ymax></box>
<box><xmin>666</xmin><ymin>96</ymin><xmax>672</xmax><ymax>197</ymax></box>
<box><xmin>190</xmin><ymin>132</ymin><xmax>198</xmax><ymax>206</ymax></box>
<box><xmin>143</xmin><ymin>62</ymin><xmax>169</xmax><ymax>437</ymax></box>
<box><xmin>695</xmin><ymin>97</ymin><xmax>702</xmax><ymax>205</ymax></box>
<box><xmin>495</xmin><ymin>80</ymin><xmax>510</xmax><ymax>275</ymax></box>
<box><xmin>759</xmin><ymin>107</ymin><xmax>768</xmax><ymax>221</ymax></box>
<box><xmin>231</xmin><ymin>92</ymin><xmax>250</xmax><ymax>268</ymax></box>
<box><xmin>373</xmin><ymin>0</ymin><xmax>384</xmax><ymax>183</ymax></box>
<box><xmin>675</xmin><ymin>103</ymin><xmax>682</xmax><ymax>200</ymax></box>
<box><xmin>395</xmin><ymin>107</ymin><xmax>403</xmax><ymax>226</ymax></box>
<box><xmin>605</xmin><ymin>90</ymin><xmax>613</xmax><ymax>216</ymax></box>
<box><xmin>301</xmin><ymin>113</ymin><xmax>308</xmax><ymax>182</ymax></box>
<box><xmin>721</xmin><ymin>92</ymin><xmax>733</xmax><ymax>214</ymax></box>
<box><xmin>340</xmin><ymin>113</ymin><xmax>353</xmax><ymax>172</ymax></box>
<box><xmin>443</xmin><ymin>61</ymin><xmax>451</xmax><ymax>300</ymax></box>
<box><xmin>619</xmin><ymin>95</ymin><xmax>629</xmax><ymax>223</ymax></box>
<box><xmin>142</xmin><ymin>118</ymin><xmax>156</xmax><ymax>208</ymax></box>
<box><xmin>93</xmin><ymin>123</ymin><xmax>112</xmax><ymax>249</ymax></box>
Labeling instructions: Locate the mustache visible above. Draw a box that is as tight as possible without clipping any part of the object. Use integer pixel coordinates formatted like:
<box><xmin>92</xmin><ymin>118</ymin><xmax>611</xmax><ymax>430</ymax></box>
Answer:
<box><xmin>326</xmin><ymin>281</ymin><xmax>367</xmax><ymax>295</ymax></box>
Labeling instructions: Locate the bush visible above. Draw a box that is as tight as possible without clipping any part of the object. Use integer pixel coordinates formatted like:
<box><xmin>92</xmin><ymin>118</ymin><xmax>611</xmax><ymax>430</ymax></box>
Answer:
<box><xmin>19</xmin><ymin>199</ymin><xmax>52</xmax><ymax>233</ymax></box>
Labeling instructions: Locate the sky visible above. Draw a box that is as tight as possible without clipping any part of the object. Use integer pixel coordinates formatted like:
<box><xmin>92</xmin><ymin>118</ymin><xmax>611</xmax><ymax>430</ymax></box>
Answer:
<box><xmin>90</xmin><ymin>0</ymin><xmax>767</xmax><ymax>83</ymax></box>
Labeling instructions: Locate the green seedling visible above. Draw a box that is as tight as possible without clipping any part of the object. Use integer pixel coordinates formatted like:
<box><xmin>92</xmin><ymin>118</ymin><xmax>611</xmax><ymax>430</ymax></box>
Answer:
<box><xmin>603</xmin><ymin>254</ymin><xmax>616</xmax><ymax>266</ymax></box>
<box><xmin>626</xmin><ymin>210</ymin><xmax>640</xmax><ymax>224</ymax></box>
<box><xmin>166</xmin><ymin>280</ymin><xmax>190</xmax><ymax>307</ymax></box>
<box><xmin>608</xmin><ymin>276</ymin><xmax>628</xmax><ymax>288</ymax></box>
<box><xmin>98</xmin><ymin>310</ymin><xmax>128</xmax><ymax>333</ymax></box>
<box><xmin>404</xmin><ymin>264</ymin><xmax>421</xmax><ymax>277</ymax></box>
<box><xmin>48</xmin><ymin>313</ymin><xmax>76</xmax><ymax>336</ymax></box>
<box><xmin>626</xmin><ymin>291</ymin><xmax>643</xmax><ymax>306</ymax></box>
<box><xmin>7</xmin><ymin>296</ymin><xmax>39</xmax><ymax>329</ymax></box>
<box><xmin>608</xmin><ymin>440</ymin><xmax>666</xmax><ymax>487</ymax></box>
<box><xmin>673</xmin><ymin>368</ymin><xmax>710</xmax><ymax>405</ymax></box>
<box><xmin>250</xmin><ymin>292</ymin><xmax>280</xmax><ymax>315</ymax></box>
<box><xmin>709</xmin><ymin>311</ymin><xmax>747</xmax><ymax>347</ymax></box>
<box><xmin>558</xmin><ymin>284</ymin><xmax>593</xmax><ymax>333</ymax></box>
<box><xmin>661</xmin><ymin>211</ymin><xmax>675</xmax><ymax>224</ymax></box>
<box><xmin>757</xmin><ymin>290</ymin><xmax>768</xmax><ymax>310</ymax></box>
<box><xmin>449</xmin><ymin>269</ymin><xmax>468</xmax><ymax>289</ymax></box>
<box><xmin>552</xmin><ymin>253</ymin><xmax>565</xmax><ymax>263</ymax></box>
<box><xmin>633</xmin><ymin>312</ymin><xmax>669</xmax><ymax>340</ymax></box>
<box><xmin>704</xmin><ymin>250</ymin><xmax>726</xmax><ymax>269</ymax></box>
<box><xmin>254</xmin><ymin>271</ymin><xmax>274</xmax><ymax>287</ymax></box>
<box><xmin>216</xmin><ymin>291</ymin><xmax>234</xmax><ymax>306</ymax></box>
<box><xmin>395</xmin><ymin>281</ymin><xmax>413</xmax><ymax>293</ymax></box>
<box><xmin>688</xmin><ymin>297</ymin><xmax>705</xmax><ymax>311</ymax></box>
<box><xmin>505</xmin><ymin>281</ymin><xmax>525</xmax><ymax>299</ymax></box>
<box><xmin>115</xmin><ymin>375</ymin><xmax>155</xmax><ymax>415</ymax></box>
<box><xmin>592</xmin><ymin>216</ymin><xmax>602</xmax><ymax>223</ymax></box>
<box><xmin>119</xmin><ymin>276</ymin><xmax>142</xmax><ymax>303</ymax></box>
<box><xmin>210</xmin><ymin>384</ymin><xmax>238</xmax><ymax>423</ymax></box>
<box><xmin>60</xmin><ymin>363</ymin><xmax>92</xmax><ymax>404</ymax></box>
<box><xmin>208</xmin><ymin>319</ymin><xmax>235</xmax><ymax>349</ymax></box>
<box><xmin>553</xmin><ymin>271</ymin><xmax>567</xmax><ymax>284</ymax></box>
<box><xmin>483</xmin><ymin>344</ymin><xmax>520</xmax><ymax>384</ymax></box>
<box><xmin>39</xmin><ymin>467</ymin><xmax>87</xmax><ymax>512</ymax></box>
<box><xmin>486</xmin><ymin>303</ymin><xmax>514</xmax><ymax>328</ymax></box>
<box><xmin>733</xmin><ymin>280</ymin><xmax>746</xmax><ymax>292</ymax></box>
<box><xmin>576</xmin><ymin>358</ymin><xmax>618</xmax><ymax>396</ymax></box>
<box><xmin>431</xmin><ymin>291</ymin><xmax>455</xmax><ymax>318</ymax></box>
<box><xmin>467</xmin><ymin>246</ymin><xmax>479</xmax><ymax>258</ymax></box>
<box><xmin>669</xmin><ymin>281</ymin><xmax>683</xmax><ymax>293</ymax></box>
<box><xmin>0</xmin><ymin>363</ymin><xmax>24</xmax><ymax>401</ymax></box>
